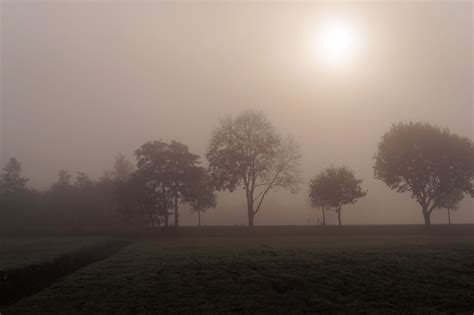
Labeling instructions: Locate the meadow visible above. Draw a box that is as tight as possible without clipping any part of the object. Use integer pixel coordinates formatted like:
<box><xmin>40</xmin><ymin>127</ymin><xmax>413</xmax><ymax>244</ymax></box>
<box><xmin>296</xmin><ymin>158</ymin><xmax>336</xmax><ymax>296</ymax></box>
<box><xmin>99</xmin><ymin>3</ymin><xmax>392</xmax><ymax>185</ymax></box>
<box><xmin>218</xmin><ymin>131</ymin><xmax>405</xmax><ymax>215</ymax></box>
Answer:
<box><xmin>0</xmin><ymin>237</ymin><xmax>110</xmax><ymax>271</ymax></box>
<box><xmin>2</xmin><ymin>225</ymin><xmax>474</xmax><ymax>314</ymax></box>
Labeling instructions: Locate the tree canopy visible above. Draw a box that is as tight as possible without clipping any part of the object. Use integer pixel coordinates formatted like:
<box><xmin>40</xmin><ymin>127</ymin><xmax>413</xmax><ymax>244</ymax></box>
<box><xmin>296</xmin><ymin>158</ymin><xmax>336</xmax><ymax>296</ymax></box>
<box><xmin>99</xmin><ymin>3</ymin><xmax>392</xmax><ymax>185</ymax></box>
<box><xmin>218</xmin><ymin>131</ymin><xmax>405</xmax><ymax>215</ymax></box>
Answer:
<box><xmin>206</xmin><ymin>109</ymin><xmax>300</xmax><ymax>227</ymax></box>
<box><xmin>0</xmin><ymin>158</ymin><xmax>29</xmax><ymax>194</ymax></box>
<box><xmin>309</xmin><ymin>166</ymin><xmax>366</xmax><ymax>226</ymax></box>
<box><xmin>134</xmin><ymin>140</ymin><xmax>213</xmax><ymax>227</ymax></box>
<box><xmin>374</xmin><ymin>122</ymin><xmax>474</xmax><ymax>225</ymax></box>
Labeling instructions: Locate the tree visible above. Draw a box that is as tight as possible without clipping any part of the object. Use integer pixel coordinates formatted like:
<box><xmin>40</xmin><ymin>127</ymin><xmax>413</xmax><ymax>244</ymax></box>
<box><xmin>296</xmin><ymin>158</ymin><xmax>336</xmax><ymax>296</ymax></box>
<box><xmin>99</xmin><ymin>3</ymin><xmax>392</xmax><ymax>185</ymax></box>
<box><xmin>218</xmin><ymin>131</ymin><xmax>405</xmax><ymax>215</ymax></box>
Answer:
<box><xmin>184</xmin><ymin>168</ymin><xmax>217</xmax><ymax>226</ymax></box>
<box><xmin>115</xmin><ymin>172</ymin><xmax>156</xmax><ymax>227</ymax></box>
<box><xmin>74</xmin><ymin>172</ymin><xmax>94</xmax><ymax>191</ymax></box>
<box><xmin>374</xmin><ymin>122</ymin><xmax>474</xmax><ymax>226</ymax></box>
<box><xmin>166</xmin><ymin>141</ymin><xmax>202</xmax><ymax>228</ymax></box>
<box><xmin>0</xmin><ymin>158</ymin><xmax>33</xmax><ymax>228</ymax></box>
<box><xmin>134</xmin><ymin>140</ymin><xmax>204</xmax><ymax>228</ymax></box>
<box><xmin>48</xmin><ymin>170</ymin><xmax>75</xmax><ymax>218</ymax></box>
<box><xmin>0</xmin><ymin>158</ymin><xmax>28</xmax><ymax>194</ymax></box>
<box><xmin>51</xmin><ymin>170</ymin><xmax>74</xmax><ymax>193</ymax></box>
<box><xmin>308</xmin><ymin>166</ymin><xmax>366</xmax><ymax>226</ymax></box>
<box><xmin>113</xmin><ymin>153</ymin><xmax>134</xmax><ymax>182</ymax></box>
<box><xmin>308</xmin><ymin>173</ymin><xmax>331</xmax><ymax>226</ymax></box>
<box><xmin>135</xmin><ymin>141</ymin><xmax>173</xmax><ymax>227</ymax></box>
<box><xmin>206</xmin><ymin>109</ymin><xmax>300</xmax><ymax>228</ymax></box>
<box><xmin>436</xmin><ymin>189</ymin><xmax>464</xmax><ymax>225</ymax></box>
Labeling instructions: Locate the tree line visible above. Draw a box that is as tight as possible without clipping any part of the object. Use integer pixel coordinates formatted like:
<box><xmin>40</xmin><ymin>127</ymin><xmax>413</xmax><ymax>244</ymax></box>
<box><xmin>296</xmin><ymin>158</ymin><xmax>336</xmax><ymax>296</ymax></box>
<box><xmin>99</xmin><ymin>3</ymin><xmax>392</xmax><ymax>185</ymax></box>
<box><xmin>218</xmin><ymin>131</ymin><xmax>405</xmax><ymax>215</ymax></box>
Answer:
<box><xmin>0</xmin><ymin>109</ymin><xmax>472</xmax><ymax>231</ymax></box>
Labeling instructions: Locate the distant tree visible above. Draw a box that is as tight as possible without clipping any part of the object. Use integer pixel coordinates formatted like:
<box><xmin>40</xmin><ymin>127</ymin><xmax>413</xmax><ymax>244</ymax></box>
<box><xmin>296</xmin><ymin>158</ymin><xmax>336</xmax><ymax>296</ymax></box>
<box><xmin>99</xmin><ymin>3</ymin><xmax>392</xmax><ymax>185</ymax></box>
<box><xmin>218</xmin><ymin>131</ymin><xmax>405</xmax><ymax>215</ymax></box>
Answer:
<box><xmin>48</xmin><ymin>170</ymin><xmax>76</xmax><ymax>219</ymax></box>
<box><xmin>74</xmin><ymin>172</ymin><xmax>94</xmax><ymax>191</ymax></box>
<box><xmin>309</xmin><ymin>166</ymin><xmax>366</xmax><ymax>226</ymax></box>
<box><xmin>113</xmin><ymin>153</ymin><xmax>134</xmax><ymax>182</ymax></box>
<box><xmin>206</xmin><ymin>109</ymin><xmax>300</xmax><ymax>228</ymax></box>
<box><xmin>184</xmin><ymin>168</ymin><xmax>217</xmax><ymax>226</ymax></box>
<box><xmin>436</xmin><ymin>189</ymin><xmax>464</xmax><ymax>225</ymax></box>
<box><xmin>308</xmin><ymin>174</ymin><xmax>331</xmax><ymax>226</ymax></box>
<box><xmin>166</xmin><ymin>141</ymin><xmax>202</xmax><ymax>228</ymax></box>
<box><xmin>0</xmin><ymin>158</ymin><xmax>28</xmax><ymax>194</ymax></box>
<box><xmin>135</xmin><ymin>140</ymin><xmax>205</xmax><ymax>228</ymax></box>
<box><xmin>51</xmin><ymin>170</ymin><xmax>74</xmax><ymax>192</ymax></box>
<box><xmin>99</xmin><ymin>170</ymin><xmax>115</xmax><ymax>183</ymax></box>
<box><xmin>374</xmin><ymin>122</ymin><xmax>474</xmax><ymax>226</ymax></box>
<box><xmin>96</xmin><ymin>171</ymin><xmax>117</xmax><ymax>219</ymax></box>
<box><xmin>0</xmin><ymin>158</ymin><xmax>33</xmax><ymax>228</ymax></box>
<box><xmin>115</xmin><ymin>173</ymin><xmax>156</xmax><ymax>226</ymax></box>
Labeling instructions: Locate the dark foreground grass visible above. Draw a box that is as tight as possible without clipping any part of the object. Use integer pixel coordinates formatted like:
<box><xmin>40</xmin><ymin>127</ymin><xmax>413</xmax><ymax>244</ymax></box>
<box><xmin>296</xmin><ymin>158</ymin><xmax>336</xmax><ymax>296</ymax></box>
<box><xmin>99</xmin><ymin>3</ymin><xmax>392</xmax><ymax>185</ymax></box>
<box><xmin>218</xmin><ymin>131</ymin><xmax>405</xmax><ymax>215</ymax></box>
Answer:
<box><xmin>0</xmin><ymin>237</ymin><xmax>110</xmax><ymax>271</ymax></box>
<box><xmin>0</xmin><ymin>240</ymin><xmax>127</xmax><ymax>306</ymax></box>
<box><xmin>7</xmin><ymin>231</ymin><xmax>474</xmax><ymax>314</ymax></box>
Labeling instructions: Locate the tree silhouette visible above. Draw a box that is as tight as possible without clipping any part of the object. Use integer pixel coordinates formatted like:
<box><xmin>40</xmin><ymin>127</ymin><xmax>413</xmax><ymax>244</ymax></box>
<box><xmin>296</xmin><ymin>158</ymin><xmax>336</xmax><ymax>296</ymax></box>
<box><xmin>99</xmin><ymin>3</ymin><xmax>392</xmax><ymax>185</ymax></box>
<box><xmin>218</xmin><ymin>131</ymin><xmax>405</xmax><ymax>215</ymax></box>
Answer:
<box><xmin>207</xmin><ymin>109</ymin><xmax>300</xmax><ymax>228</ymax></box>
<box><xmin>113</xmin><ymin>153</ymin><xmax>134</xmax><ymax>182</ymax></box>
<box><xmin>436</xmin><ymin>189</ymin><xmax>464</xmax><ymax>225</ymax></box>
<box><xmin>115</xmin><ymin>172</ymin><xmax>156</xmax><ymax>227</ymax></box>
<box><xmin>135</xmin><ymin>141</ymin><xmax>174</xmax><ymax>227</ymax></box>
<box><xmin>374</xmin><ymin>122</ymin><xmax>473</xmax><ymax>226</ymax></box>
<box><xmin>0</xmin><ymin>158</ymin><xmax>28</xmax><ymax>194</ymax></box>
<box><xmin>51</xmin><ymin>170</ymin><xmax>74</xmax><ymax>193</ymax></box>
<box><xmin>0</xmin><ymin>158</ymin><xmax>33</xmax><ymax>227</ymax></box>
<box><xmin>309</xmin><ymin>166</ymin><xmax>366</xmax><ymax>226</ymax></box>
<box><xmin>134</xmin><ymin>140</ymin><xmax>206</xmax><ymax>228</ymax></box>
<box><xmin>74</xmin><ymin>172</ymin><xmax>94</xmax><ymax>192</ymax></box>
<box><xmin>184</xmin><ymin>168</ymin><xmax>217</xmax><ymax>226</ymax></box>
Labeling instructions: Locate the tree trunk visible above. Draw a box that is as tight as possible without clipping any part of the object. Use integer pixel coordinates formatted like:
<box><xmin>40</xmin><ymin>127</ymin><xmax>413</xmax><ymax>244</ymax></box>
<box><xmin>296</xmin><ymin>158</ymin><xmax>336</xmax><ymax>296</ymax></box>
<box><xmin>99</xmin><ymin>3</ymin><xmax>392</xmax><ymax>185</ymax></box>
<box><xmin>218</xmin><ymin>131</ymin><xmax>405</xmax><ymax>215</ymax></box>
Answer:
<box><xmin>174</xmin><ymin>189</ymin><xmax>179</xmax><ymax>228</ymax></box>
<box><xmin>247</xmin><ymin>190</ymin><xmax>255</xmax><ymax>228</ymax></box>
<box><xmin>248</xmin><ymin>210</ymin><xmax>255</xmax><ymax>228</ymax></box>
<box><xmin>448</xmin><ymin>209</ymin><xmax>451</xmax><ymax>225</ymax></box>
<box><xmin>164</xmin><ymin>213</ymin><xmax>169</xmax><ymax>228</ymax></box>
<box><xmin>322</xmin><ymin>207</ymin><xmax>326</xmax><ymax>226</ymax></box>
<box><xmin>198</xmin><ymin>211</ymin><xmax>201</xmax><ymax>227</ymax></box>
<box><xmin>422</xmin><ymin>208</ymin><xmax>431</xmax><ymax>226</ymax></box>
<box><xmin>337</xmin><ymin>209</ymin><xmax>342</xmax><ymax>226</ymax></box>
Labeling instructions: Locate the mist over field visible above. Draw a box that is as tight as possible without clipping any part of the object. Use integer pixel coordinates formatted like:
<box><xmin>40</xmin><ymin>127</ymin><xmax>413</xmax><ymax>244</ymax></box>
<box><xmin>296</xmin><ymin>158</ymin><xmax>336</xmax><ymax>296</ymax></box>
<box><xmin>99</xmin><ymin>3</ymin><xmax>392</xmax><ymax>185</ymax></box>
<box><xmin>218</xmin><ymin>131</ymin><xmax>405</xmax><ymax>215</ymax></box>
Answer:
<box><xmin>1</xmin><ymin>1</ymin><xmax>472</xmax><ymax>226</ymax></box>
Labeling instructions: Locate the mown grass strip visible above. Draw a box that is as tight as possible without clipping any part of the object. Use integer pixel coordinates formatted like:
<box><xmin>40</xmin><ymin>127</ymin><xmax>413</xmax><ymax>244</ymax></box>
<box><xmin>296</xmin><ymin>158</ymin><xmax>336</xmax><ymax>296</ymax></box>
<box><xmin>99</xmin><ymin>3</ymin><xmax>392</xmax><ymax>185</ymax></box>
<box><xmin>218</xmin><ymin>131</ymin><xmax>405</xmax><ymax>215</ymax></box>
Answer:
<box><xmin>0</xmin><ymin>240</ymin><xmax>128</xmax><ymax>307</ymax></box>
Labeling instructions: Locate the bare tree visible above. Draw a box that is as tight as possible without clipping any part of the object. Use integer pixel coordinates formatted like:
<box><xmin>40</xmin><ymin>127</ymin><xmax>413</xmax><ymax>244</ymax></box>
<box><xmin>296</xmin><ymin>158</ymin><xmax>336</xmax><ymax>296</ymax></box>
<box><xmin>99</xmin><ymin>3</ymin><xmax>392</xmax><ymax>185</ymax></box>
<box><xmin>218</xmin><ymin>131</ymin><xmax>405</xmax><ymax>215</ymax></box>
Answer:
<box><xmin>207</xmin><ymin>109</ymin><xmax>300</xmax><ymax>228</ymax></box>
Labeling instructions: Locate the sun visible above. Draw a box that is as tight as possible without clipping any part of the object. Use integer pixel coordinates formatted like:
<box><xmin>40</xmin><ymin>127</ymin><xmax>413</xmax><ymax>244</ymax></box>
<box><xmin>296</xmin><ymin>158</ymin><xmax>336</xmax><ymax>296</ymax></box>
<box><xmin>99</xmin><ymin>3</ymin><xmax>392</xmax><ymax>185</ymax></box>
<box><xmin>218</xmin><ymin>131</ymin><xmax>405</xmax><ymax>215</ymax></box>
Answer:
<box><xmin>311</xmin><ymin>18</ymin><xmax>361</xmax><ymax>67</ymax></box>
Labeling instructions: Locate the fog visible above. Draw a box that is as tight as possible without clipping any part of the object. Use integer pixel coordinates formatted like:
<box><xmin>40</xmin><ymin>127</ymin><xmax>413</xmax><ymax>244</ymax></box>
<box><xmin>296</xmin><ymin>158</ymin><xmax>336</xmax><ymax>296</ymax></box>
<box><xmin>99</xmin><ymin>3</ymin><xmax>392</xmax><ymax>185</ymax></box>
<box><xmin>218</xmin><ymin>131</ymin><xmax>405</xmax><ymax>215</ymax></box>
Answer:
<box><xmin>1</xmin><ymin>1</ymin><xmax>472</xmax><ymax>226</ymax></box>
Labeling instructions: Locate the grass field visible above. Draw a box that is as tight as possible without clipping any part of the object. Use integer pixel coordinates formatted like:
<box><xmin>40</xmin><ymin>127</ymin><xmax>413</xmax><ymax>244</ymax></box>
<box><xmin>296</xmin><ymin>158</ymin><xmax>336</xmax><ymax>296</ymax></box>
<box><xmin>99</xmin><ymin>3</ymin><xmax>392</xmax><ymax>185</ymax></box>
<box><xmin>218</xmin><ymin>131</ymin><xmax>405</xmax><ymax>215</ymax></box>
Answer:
<box><xmin>0</xmin><ymin>237</ymin><xmax>110</xmax><ymax>271</ymax></box>
<box><xmin>4</xmin><ymin>226</ymin><xmax>474</xmax><ymax>313</ymax></box>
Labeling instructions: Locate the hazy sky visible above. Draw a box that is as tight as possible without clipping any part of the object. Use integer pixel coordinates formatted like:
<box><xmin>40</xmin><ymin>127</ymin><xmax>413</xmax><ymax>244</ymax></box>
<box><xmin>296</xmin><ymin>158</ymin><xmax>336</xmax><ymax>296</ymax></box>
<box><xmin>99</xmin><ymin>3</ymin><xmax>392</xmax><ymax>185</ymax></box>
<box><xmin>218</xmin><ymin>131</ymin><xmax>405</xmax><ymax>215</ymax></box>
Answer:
<box><xmin>1</xmin><ymin>1</ymin><xmax>472</xmax><ymax>226</ymax></box>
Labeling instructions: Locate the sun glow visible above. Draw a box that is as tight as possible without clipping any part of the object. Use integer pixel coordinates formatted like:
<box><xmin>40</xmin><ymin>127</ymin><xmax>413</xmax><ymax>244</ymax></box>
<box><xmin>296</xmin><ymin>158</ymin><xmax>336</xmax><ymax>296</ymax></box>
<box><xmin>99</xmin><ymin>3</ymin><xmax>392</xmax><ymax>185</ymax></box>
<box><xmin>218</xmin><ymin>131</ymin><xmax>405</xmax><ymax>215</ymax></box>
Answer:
<box><xmin>311</xmin><ymin>18</ymin><xmax>362</xmax><ymax>67</ymax></box>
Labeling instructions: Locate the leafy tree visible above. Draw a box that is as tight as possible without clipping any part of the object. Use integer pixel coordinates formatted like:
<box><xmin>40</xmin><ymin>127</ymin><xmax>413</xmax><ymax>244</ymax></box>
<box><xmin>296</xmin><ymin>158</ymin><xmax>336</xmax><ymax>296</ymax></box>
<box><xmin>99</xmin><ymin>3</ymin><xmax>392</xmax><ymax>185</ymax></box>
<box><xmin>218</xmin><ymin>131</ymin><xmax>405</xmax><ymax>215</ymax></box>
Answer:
<box><xmin>51</xmin><ymin>170</ymin><xmax>74</xmax><ymax>193</ymax></box>
<box><xmin>184</xmin><ymin>168</ymin><xmax>217</xmax><ymax>226</ymax></box>
<box><xmin>309</xmin><ymin>166</ymin><xmax>366</xmax><ymax>226</ymax></box>
<box><xmin>0</xmin><ymin>158</ymin><xmax>35</xmax><ymax>228</ymax></box>
<box><xmin>166</xmin><ymin>141</ymin><xmax>202</xmax><ymax>228</ymax></box>
<box><xmin>135</xmin><ymin>141</ymin><xmax>173</xmax><ymax>227</ymax></box>
<box><xmin>436</xmin><ymin>189</ymin><xmax>464</xmax><ymax>225</ymax></box>
<box><xmin>113</xmin><ymin>153</ymin><xmax>134</xmax><ymax>182</ymax></box>
<box><xmin>0</xmin><ymin>157</ymin><xmax>28</xmax><ymax>194</ymax></box>
<box><xmin>134</xmin><ymin>140</ymin><xmax>204</xmax><ymax>228</ymax></box>
<box><xmin>206</xmin><ymin>109</ymin><xmax>300</xmax><ymax>228</ymax></box>
<box><xmin>95</xmin><ymin>171</ymin><xmax>117</xmax><ymax>220</ymax></box>
<box><xmin>308</xmin><ymin>173</ymin><xmax>331</xmax><ymax>226</ymax></box>
<box><xmin>115</xmin><ymin>172</ymin><xmax>156</xmax><ymax>227</ymax></box>
<box><xmin>74</xmin><ymin>172</ymin><xmax>94</xmax><ymax>191</ymax></box>
<box><xmin>374</xmin><ymin>122</ymin><xmax>474</xmax><ymax>226</ymax></box>
<box><xmin>48</xmin><ymin>170</ymin><xmax>76</xmax><ymax>218</ymax></box>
